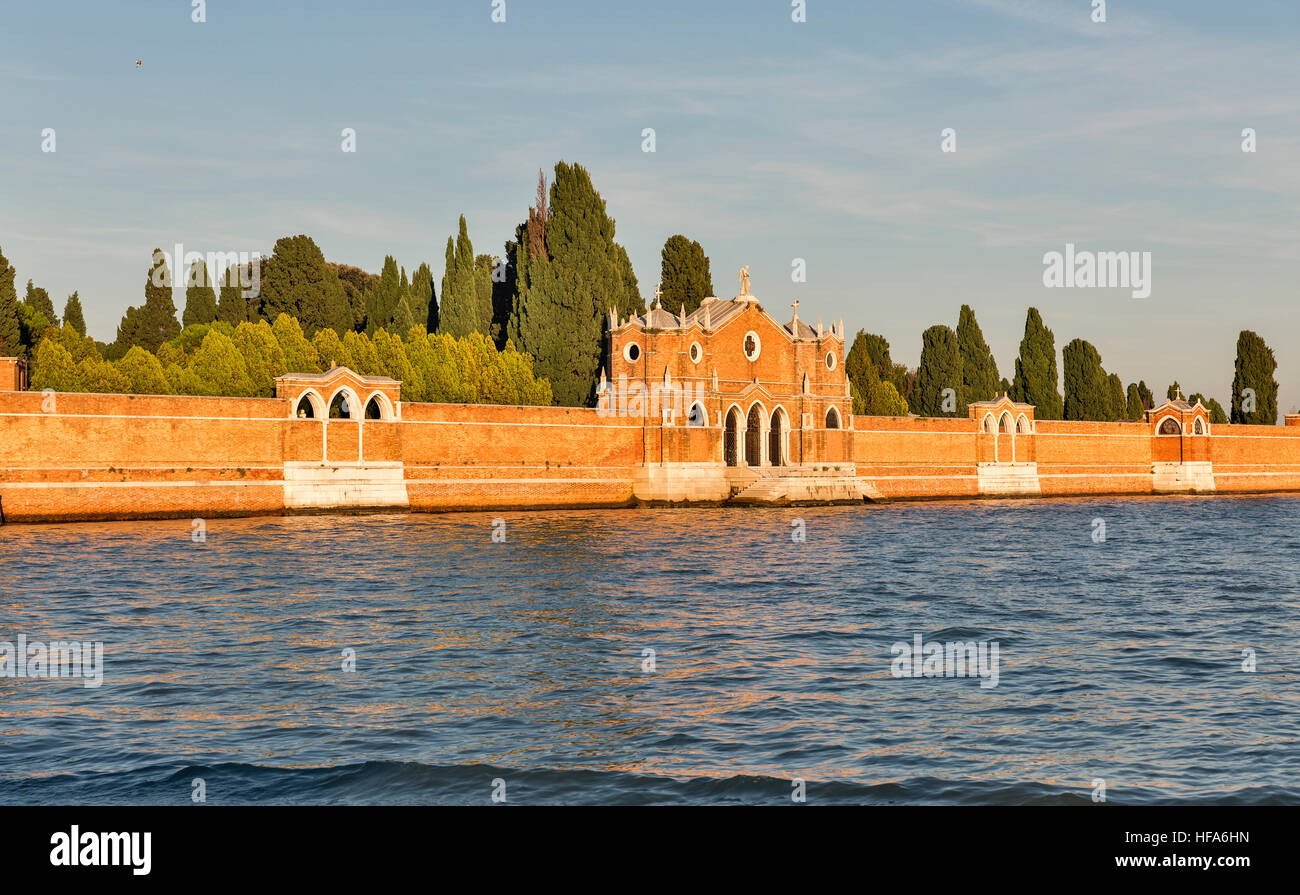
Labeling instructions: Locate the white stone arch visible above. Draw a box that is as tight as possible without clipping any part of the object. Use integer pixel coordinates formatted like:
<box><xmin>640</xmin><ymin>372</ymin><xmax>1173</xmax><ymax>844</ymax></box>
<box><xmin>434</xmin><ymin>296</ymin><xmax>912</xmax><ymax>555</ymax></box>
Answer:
<box><xmin>327</xmin><ymin>386</ymin><xmax>362</xmax><ymax>420</ymax></box>
<box><xmin>1016</xmin><ymin>413</ymin><xmax>1032</xmax><ymax>434</ymax></box>
<box><xmin>363</xmin><ymin>390</ymin><xmax>395</xmax><ymax>421</ymax></box>
<box><xmin>1192</xmin><ymin>417</ymin><xmax>1206</xmax><ymax>435</ymax></box>
<box><xmin>825</xmin><ymin>405</ymin><xmax>842</xmax><ymax>430</ymax></box>
<box><xmin>999</xmin><ymin>411</ymin><xmax>1015</xmax><ymax>463</ymax></box>
<box><xmin>981</xmin><ymin>412</ymin><xmax>996</xmax><ymax>433</ymax></box>
<box><xmin>291</xmin><ymin>388</ymin><xmax>326</xmax><ymax>420</ymax></box>
<box><xmin>687</xmin><ymin>399</ymin><xmax>708</xmax><ymax>428</ymax></box>
<box><xmin>1156</xmin><ymin>415</ymin><xmax>1183</xmax><ymax>436</ymax></box>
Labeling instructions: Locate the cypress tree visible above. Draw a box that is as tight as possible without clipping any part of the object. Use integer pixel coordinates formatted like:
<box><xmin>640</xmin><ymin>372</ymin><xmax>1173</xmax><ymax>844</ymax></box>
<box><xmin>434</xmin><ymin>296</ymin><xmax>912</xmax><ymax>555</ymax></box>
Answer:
<box><xmin>1125</xmin><ymin>382</ymin><xmax>1143</xmax><ymax>421</ymax></box>
<box><xmin>914</xmin><ymin>324</ymin><xmax>964</xmax><ymax>416</ymax></box>
<box><xmin>1230</xmin><ymin>330</ymin><xmax>1278</xmax><ymax>424</ymax></box>
<box><xmin>63</xmin><ymin>292</ymin><xmax>87</xmax><ymax>336</ymax></box>
<box><xmin>1189</xmin><ymin>392</ymin><xmax>1229</xmax><ymax>424</ymax></box>
<box><xmin>507</xmin><ymin>161</ymin><xmax>634</xmax><ymax>406</ymax></box>
<box><xmin>0</xmin><ymin>246</ymin><xmax>22</xmax><ymax>356</ymax></box>
<box><xmin>1105</xmin><ymin>372</ymin><xmax>1126</xmax><ymax>422</ymax></box>
<box><xmin>182</xmin><ymin>259</ymin><xmax>218</xmax><ymax>327</ymax></box>
<box><xmin>438</xmin><ymin>223</ymin><xmax>479</xmax><ymax>338</ymax></box>
<box><xmin>1137</xmin><ymin>380</ymin><xmax>1153</xmax><ymax>413</ymax></box>
<box><xmin>956</xmin><ymin>304</ymin><xmax>999</xmax><ymax>404</ymax></box>
<box><xmin>218</xmin><ymin>265</ymin><xmax>248</xmax><ymax>324</ymax></box>
<box><xmin>660</xmin><ymin>235</ymin><xmax>714</xmax><ymax>315</ymax></box>
<box><xmin>1010</xmin><ymin>307</ymin><xmax>1062</xmax><ymax>419</ymax></box>
<box><xmin>613</xmin><ymin>243</ymin><xmax>644</xmax><ymax>319</ymax></box>
<box><xmin>1062</xmin><ymin>338</ymin><xmax>1109</xmax><ymax>420</ymax></box>
<box><xmin>23</xmin><ymin>280</ymin><xmax>58</xmax><ymax>326</ymax></box>
<box><xmin>474</xmin><ymin>254</ymin><xmax>496</xmax><ymax>337</ymax></box>
<box><xmin>407</xmin><ymin>262</ymin><xmax>434</xmax><ymax>334</ymax></box>
<box><xmin>114</xmin><ymin>249</ymin><xmax>181</xmax><ymax>354</ymax></box>
<box><xmin>365</xmin><ymin>256</ymin><xmax>403</xmax><ymax>334</ymax></box>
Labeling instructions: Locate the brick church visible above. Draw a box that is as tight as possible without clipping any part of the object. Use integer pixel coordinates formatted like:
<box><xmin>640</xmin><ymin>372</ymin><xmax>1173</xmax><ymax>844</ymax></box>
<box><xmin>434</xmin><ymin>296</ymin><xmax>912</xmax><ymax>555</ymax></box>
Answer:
<box><xmin>598</xmin><ymin>267</ymin><xmax>860</xmax><ymax>502</ymax></box>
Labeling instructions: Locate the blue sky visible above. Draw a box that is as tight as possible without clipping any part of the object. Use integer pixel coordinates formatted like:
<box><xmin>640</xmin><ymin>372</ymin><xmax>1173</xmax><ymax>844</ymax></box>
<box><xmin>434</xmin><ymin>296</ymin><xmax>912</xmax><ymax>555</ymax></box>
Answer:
<box><xmin>3</xmin><ymin>0</ymin><xmax>1298</xmax><ymax>411</ymax></box>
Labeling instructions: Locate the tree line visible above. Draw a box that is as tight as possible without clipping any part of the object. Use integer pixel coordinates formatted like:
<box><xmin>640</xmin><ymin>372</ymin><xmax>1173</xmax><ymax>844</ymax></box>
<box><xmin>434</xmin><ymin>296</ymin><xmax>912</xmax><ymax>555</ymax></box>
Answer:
<box><xmin>845</xmin><ymin>304</ymin><xmax>1279</xmax><ymax>424</ymax></box>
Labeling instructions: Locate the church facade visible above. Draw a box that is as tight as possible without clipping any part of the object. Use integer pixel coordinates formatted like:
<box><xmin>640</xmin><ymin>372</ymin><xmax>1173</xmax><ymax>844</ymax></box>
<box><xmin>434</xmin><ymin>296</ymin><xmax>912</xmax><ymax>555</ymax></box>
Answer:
<box><xmin>598</xmin><ymin>271</ymin><xmax>862</xmax><ymax>502</ymax></box>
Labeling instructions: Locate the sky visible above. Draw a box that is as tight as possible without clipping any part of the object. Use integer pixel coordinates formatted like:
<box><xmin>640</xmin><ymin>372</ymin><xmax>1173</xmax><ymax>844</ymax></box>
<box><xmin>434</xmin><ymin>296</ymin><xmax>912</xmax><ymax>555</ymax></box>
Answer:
<box><xmin>2</xmin><ymin>0</ymin><xmax>1298</xmax><ymax>412</ymax></box>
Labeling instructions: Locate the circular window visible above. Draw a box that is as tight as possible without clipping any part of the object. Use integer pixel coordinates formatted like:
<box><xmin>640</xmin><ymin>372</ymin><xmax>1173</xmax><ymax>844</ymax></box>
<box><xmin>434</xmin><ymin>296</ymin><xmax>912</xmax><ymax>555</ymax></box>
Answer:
<box><xmin>689</xmin><ymin>341</ymin><xmax>702</xmax><ymax>364</ymax></box>
<box><xmin>825</xmin><ymin>351</ymin><xmax>837</xmax><ymax>371</ymax></box>
<box><xmin>743</xmin><ymin>331</ymin><xmax>761</xmax><ymax>362</ymax></box>
<box><xmin>624</xmin><ymin>342</ymin><xmax>641</xmax><ymax>363</ymax></box>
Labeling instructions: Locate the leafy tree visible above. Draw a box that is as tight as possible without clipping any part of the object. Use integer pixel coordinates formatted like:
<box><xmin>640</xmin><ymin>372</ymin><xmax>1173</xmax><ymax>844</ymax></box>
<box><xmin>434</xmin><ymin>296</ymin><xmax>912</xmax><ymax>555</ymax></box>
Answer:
<box><xmin>112</xmin><ymin>249</ymin><xmax>181</xmax><ymax>355</ymax></box>
<box><xmin>956</xmin><ymin>304</ymin><xmax>999</xmax><ymax>404</ymax></box>
<box><xmin>232</xmin><ymin>320</ymin><xmax>287</xmax><ymax>395</ymax></box>
<box><xmin>0</xmin><ymin>246</ymin><xmax>20</xmax><ymax>356</ymax></box>
<box><xmin>914</xmin><ymin>324</ymin><xmax>964</xmax><ymax>416</ymax></box>
<box><xmin>63</xmin><ymin>292</ymin><xmax>86</xmax><ymax>336</ymax></box>
<box><xmin>475</xmin><ymin>254</ymin><xmax>497</xmax><ymax>339</ymax></box>
<box><xmin>30</xmin><ymin>338</ymin><xmax>80</xmax><ymax>392</ymax></box>
<box><xmin>271</xmin><ymin>314</ymin><xmax>321</xmax><ymax>373</ymax></box>
<box><xmin>258</xmin><ymin>235</ymin><xmax>351</xmax><ymax>334</ymax></box>
<box><xmin>1010</xmin><ymin>307</ymin><xmax>1062</xmax><ymax>419</ymax></box>
<box><xmin>364</xmin><ymin>256</ymin><xmax>404</xmax><ymax>334</ymax></box>
<box><xmin>660</xmin><ymin>234</ymin><xmax>713</xmax><ymax>315</ymax></box>
<box><xmin>407</xmin><ymin>262</ymin><xmax>435</xmax><ymax>336</ymax></box>
<box><xmin>182</xmin><ymin>259</ymin><xmax>218</xmax><ymax>327</ymax></box>
<box><xmin>179</xmin><ymin>329</ymin><xmax>255</xmax><ymax>396</ymax></box>
<box><xmin>1106</xmin><ymin>373</ymin><xmax>1126</xmax><ymax>422</ymax></box>
<box><xmin>17</xmin><ymin>302</ymin><xmax>55</xmax><ymax>355</ymax></box>
<box><xmin>116</xmin><ymin>345</ymin><xmax>171</xmax><ymax>395</ymax></box>
<box><xmin>1230</xmin><ymin>330</ymin><xmax>1278</xmax><ymax>424</ymax></box>
<box><xmin>76</xmin><ymin>356</ymin><xmax>133</xmax><ymax>394</ymax></box>
<box><xmin>327</xmin><ymin>262</ymin><xmax>376</xmax><ymax>331</ymax></box>
<box><xmin>1137</xmin><ymin>380</ymin><xmax>1153</xmax><ymax>413</ymax></box>
<box><xmin>311</xmin><ymin>327</ymin><xmax>352</xmax><ymax>372</ymax></box>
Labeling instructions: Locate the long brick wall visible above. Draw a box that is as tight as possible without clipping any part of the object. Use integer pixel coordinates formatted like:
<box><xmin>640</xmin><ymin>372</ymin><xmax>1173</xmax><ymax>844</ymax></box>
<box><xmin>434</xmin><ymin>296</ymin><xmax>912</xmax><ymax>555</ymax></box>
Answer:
<box><xmin>4</xmin><ymin>386</ymin><xmax>1300</xmax><ymax>523</ymax></box>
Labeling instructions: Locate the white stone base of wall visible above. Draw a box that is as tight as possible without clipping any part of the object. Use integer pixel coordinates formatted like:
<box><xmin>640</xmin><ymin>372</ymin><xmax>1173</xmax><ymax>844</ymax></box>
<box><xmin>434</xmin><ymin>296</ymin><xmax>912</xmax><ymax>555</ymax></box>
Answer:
<box><xmin>633</xmin><ymin>463</ymin><xmax>732</xmax><ymax>503</ymax></box>
<box><xmin>1152</xmin><ymin>461</ymin><xmax>1215</xmax><ymax>492</ymax></box>
<box><xmin>976</xmin><ymin>462</ymin><xmax>1042</xmax><ymax>496</ymax></box>
<box><xmin>283</xmin><ymin>461</ymin><xmax>410</xmax><ymax>510</ymax></box>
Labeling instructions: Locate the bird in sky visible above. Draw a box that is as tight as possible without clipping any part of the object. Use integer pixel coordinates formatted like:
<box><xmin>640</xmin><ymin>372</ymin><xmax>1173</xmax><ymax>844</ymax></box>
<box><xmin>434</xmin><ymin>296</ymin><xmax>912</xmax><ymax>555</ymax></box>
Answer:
<box><xmin>135</xmin><ymin>59</ymin><xmax>142</xmax><ymax>68</ymax></box>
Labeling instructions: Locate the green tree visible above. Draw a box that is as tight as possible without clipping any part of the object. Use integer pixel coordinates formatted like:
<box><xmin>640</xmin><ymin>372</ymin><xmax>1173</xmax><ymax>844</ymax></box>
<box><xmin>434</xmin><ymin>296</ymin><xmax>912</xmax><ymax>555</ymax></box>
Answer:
<box><xmin>0</xmin><ymin>246</ymin><xmax>20</xmax><ymax>356</ymax></box>
<box><xmin>63</xmin><ymin>292</ymin><xmax>87</xmax><ymax>336</ymax></box>
<box><xmin>271</xmin><ymin>314</ymin><xmax>321</xmax><ymax>373</ymax></box>
<box><xmin>956</xmin><ymin>304</ymin><xmax>999</xmax><ymax>404</ymax></box>
<box><xmin>1105</xmin><ymin>372</ymin><xmax>1126</xmax><ymax>422</ymax></box>
<box><xmin>23</xmin><ymin>279</ymin><xmax>58</xmax><ymax>326</ymax></box>
<box><xmin>1125</xmin><ymin>382</ymin><xmax>1144</xmax><ymax>421</ymax></box>
<box><xmin>112</xmin><ymin>249</ymin><xmax>181</xmax><ymax>355</ymax></box>
<box><xmin>659</xmin><ymin>234</ymin><xmax>714</xmax><ymax>315</ymax></box>
<box><xmin>1010</xmin><ymin>307</ymin><xmax>1062</xmax><ymax>420</ymax></box>
<box><xmin>231</xmin><ymin>320</ymin><xmax>287</xmax><ymax>395</ymax></box>
<box><xmin>508</xmin><ymin>161</ymin><xmax>634</xmax><ymax>405</ymax></box>
<box><xmin>1189</xmin><ymin>392</ymin><xmax>1228</xmax><ymax>424</ymax></box>
<box><xmin>218</xmin><ymin>265</ymin><xmax>248</xmax><ymax>324</ymax></box>
<box><xmin>438</xmin><ymin>217</ymin><xmax>480</xmax><ymax>338</ymax></box>
<box><xmin>407</xmin><ymin>262</ymin><xmax>435</xmax><ymax>335</ymax></box>
<box><xmin>1137</xmin><ymin>380</ymin><xmax>1153</xmax><ymax>413</ymax></box>
<box><xmin>116</xmin><ymin>345</ymin><xmax>171</xmax><ymax>395</ymax></box>
<box><xmin>1062</xmin><ymin>338</ymin><xmax>1110</xmax><ymax>420</ymax></box>
<box><xmin>30</xmin><ymin>338</ymin><xmax>80</xmax><ymax>392</ymax></box>
<box><xmin>179</xmin><ymin>329</ymin><xmax>255</xmax><ymax>396</ymax></box>
<box><xmin>182</xmin><ymin>259</ymin><xmax>218</xmax><ymax>327</ymax></box>
<box><xmin>364</xmin><ymin>256</ymin><xmax>404</xmax><ymax>334</ymax></box>
<box><xmin>914</xmin><ymin>324</ymin><xmax>964</xmax><ymax>416</ymax></box>
<box><xmin>475</xmin><ymin>254</ymin><xmax>497</xmax><ymax>339</ymax></box>
<box><xmin>258</xmin><ymin>235</ymin><xmax>351</xmax><ymax>334</ymax></box>
<box><xmin>1230</xmin><ymin>330</ymin><xmax>1278</xmax><ymax>424</ymax></box>
<box><xmin>1167</xmin><ymin>380</ymin><xmax>1182</xmax><ymax>401</ymax></box>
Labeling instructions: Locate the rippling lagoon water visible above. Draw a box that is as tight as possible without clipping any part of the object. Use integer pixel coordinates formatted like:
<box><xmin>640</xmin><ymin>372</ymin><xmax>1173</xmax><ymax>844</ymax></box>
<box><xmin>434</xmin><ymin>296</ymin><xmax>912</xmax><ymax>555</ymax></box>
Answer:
<box><xmin>1</xmin><ymin>496</ymin><xmax>1297</xmax><ymax>805</ymax></box>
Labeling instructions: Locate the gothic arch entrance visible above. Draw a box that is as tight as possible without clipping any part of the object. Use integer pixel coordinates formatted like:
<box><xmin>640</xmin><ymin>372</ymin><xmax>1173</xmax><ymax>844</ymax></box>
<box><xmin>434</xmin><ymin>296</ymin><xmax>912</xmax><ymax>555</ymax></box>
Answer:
<box><xmin>724</xmin><ymin>407</ymin><xmax>742</xmax><ymax>467</ymax></box>
<box><xmin>745</xmin><ymin>403</ymin><xmax>764</xmax><ymax>467</ymax></box>
<box><xmin>769</xmin><ymin>408</ymin><xmax>786</xmax><ymax>466</ymax></box>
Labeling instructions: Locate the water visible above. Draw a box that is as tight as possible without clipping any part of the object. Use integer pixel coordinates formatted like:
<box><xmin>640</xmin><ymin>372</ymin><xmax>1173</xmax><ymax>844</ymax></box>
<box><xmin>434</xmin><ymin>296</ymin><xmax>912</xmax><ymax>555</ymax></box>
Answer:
<box><xmin>1</xmin><ymin>496</ymin><xmax>1297</xmax><ymax>805</ymax></box>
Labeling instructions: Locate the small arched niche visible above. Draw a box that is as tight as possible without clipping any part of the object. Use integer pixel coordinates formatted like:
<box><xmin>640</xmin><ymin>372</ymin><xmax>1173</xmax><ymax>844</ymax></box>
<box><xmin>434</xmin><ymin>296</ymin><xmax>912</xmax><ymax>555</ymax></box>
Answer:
<box><xmin>329</xmin><ymin>391</ymin><xmax>355</xmax><ymax>420</ymax></box>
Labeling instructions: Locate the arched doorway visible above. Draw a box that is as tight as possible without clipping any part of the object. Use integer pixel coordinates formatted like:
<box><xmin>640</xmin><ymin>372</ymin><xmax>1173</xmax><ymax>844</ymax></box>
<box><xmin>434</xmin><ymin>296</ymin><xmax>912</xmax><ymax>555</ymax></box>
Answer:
<box><xmin>365</xmin><ymin>396</ymin><xmax>384</xmax><ymax>419</ymax></box>
<box><xmin>724</xmin><ymin>407</ymin><xmax>742</xmax><ymax>466</ymax></box>
<box><xmin>769</xmin><ymin>408</ymin><xmax>785</xmax><ymax>466</ymax></box>
<box><xmin>745</xmin><ymin>404</ymin><xmax>764</xmax><ymax>467</ymax></box>
<box><xmin>295</xmin><ymin>395</ymin><xmax>316</xmax><ymax>419</ymax></box>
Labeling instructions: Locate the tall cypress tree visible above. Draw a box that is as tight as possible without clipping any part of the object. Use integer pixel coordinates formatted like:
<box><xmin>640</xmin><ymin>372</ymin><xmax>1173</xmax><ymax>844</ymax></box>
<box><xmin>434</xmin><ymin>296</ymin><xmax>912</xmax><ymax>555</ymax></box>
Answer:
<box><xmin>1231</xmin><ymin>330</ymin><xmax>1278</xmax><ymax>424</ymax></box>
<box><xmin>508</xmin><ymin>161</ymin><xmax>635</xmax><ymax>405</ymax></box>
<box><xmin>218</xmin><ymin>265</ymin><xmax>248</xmax><ymax>324</ymax></box>
<box><xmin>182</xmin><ymin>259</ymin><xmax>218</xmax><ymax>327</ymax></box>
<box><xmin>956</xmin><ymin>304</ymin><xmax>998</xmax><ymax>404</ymax></box>
<box><xmin>438</xmin><ymin>220</ymin><xmax>479</xmax><ymax>338</ymax></box>
<box><xmin>660</xmin><ymin>234</ymin><xmax>713</xmax><ymax>314</ymax></box>
<box><xmin>474</xmin><ymin>254</ymin><xmax>496</xmax><ymax>338</ymax></box>
<box><xmin>63</xmin><ymin>292</ymin><xmax>87</xmax><ymax>336</ymax></box>
<box><xmin>365</xmin><ymin>256</ymin><xmax>403</xmax><ymax>333</ymax></box>
<box><xmin>114</xmin><ymin>249</ymin><xmax>181</xmax><ymax>353</ymax></box>
<box><xmin>1105</xmin><ymin>372</ymin><xmax>1126</xmax><ymax>422</ymax></box>
<box><xmin>1062</xmin><ymin>338</ymin><xmax>1109</xmax><ymax>420</ymax></box>
<box><xmin>914</xmin><ymin>324</ymin><xmax>964</xmax><ymax>416</ymax></box>
<box><xmin>0</xmin><ymin>246</ymin><xmax>22</xmax><ymax>356</ymax></box>
<box><xmin>1010</xmin><ymin>307</ymin><xmax>1062</xmax><ymax>419</ymax></box>
<box><xmin>1125</xmin><ymin>382</ymin><xmax>1144</xmax><ymax>421</ymax></box>
<box><xmin>407</xmin><ymin>262</ymin><xmax>434</xmax><ymax>334</ymax></box>
<box><xmin>24</xmin><ymin>280</ymin><xmax>58</xmax><ymax>326</ymax></box>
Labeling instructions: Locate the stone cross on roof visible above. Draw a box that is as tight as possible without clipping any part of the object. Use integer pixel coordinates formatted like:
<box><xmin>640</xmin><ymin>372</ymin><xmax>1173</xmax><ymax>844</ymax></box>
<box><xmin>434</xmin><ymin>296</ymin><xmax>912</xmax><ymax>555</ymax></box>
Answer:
<box><xmin>790</xmin><ymin>299</ymin><xmax>799</xmax><ymax>323</ymax></box>
<box><xmin>653</xmin><ymin>282</ymin><xmax>663</xmax><ymax>308</ymax></box>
